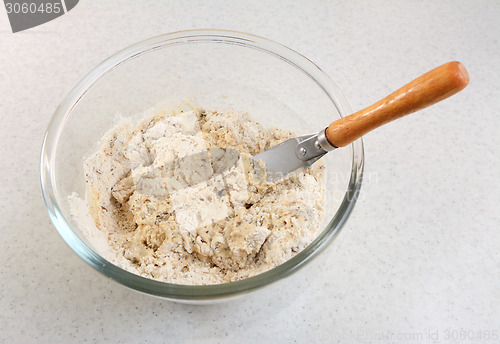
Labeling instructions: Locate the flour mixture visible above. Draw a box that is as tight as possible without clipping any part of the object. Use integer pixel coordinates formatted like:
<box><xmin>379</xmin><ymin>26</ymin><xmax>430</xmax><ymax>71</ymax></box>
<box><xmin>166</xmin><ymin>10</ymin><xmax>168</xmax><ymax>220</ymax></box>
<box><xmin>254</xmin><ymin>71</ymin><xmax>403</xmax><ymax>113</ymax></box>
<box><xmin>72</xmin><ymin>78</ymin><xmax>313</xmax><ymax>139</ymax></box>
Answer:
<box><xmin>71</xmin><ymin>108</ymin><xmax>325</xmax><ymax>285</ymax></box>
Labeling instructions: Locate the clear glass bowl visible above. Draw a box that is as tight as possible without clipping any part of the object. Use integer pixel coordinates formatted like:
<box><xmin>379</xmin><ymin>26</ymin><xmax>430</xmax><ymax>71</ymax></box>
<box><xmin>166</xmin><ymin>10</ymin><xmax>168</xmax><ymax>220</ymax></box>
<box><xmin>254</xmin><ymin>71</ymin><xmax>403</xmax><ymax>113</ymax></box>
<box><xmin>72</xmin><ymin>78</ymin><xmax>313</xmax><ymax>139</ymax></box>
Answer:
<box><xmin>40</xmin><ymin>29</ymin><xmax>364</xmax><ymax>302</ymax></box>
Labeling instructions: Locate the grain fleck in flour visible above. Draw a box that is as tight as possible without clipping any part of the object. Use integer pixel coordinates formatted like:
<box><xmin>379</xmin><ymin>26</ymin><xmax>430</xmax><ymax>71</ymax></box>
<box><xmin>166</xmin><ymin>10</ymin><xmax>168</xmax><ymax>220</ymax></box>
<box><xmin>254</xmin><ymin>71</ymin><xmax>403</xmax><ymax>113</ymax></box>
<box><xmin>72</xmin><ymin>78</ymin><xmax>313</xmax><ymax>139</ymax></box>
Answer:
<box><xmin>70</xmin><ymin>108</ymin><xmax>325</xmax><ymax>285</ymax></box>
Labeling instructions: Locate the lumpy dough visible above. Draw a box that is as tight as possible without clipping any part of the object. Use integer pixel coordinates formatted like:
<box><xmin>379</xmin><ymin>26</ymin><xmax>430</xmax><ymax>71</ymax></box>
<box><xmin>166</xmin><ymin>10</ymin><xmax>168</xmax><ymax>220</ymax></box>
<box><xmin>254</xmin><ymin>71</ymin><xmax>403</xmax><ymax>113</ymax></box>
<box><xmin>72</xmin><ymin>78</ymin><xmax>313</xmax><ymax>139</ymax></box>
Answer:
<box><xmin>79</xmin><ymin>108</ymin><xmax>325</xmax><ymax>285</ymax></box>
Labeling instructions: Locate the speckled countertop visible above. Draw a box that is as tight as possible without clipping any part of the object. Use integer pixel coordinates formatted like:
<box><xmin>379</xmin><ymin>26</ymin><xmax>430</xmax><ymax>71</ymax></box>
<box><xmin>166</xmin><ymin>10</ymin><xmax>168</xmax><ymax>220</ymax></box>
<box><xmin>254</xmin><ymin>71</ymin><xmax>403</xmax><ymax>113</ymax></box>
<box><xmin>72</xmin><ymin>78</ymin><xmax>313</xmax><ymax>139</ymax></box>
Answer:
<box><xmin>1</xmin><ymin>1</ymin><xmax>499</xmax><ymax>343</ymax></box>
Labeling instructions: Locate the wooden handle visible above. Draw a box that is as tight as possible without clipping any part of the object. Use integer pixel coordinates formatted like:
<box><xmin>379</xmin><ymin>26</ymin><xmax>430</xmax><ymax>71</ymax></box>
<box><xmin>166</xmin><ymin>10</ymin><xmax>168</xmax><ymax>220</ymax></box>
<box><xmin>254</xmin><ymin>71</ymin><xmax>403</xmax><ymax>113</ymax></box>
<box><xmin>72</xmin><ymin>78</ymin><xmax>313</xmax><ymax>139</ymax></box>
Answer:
<box><xmin>325</xmin><ymin>61</ymin><xmax>469</xmax><ymax>147</ymax></box>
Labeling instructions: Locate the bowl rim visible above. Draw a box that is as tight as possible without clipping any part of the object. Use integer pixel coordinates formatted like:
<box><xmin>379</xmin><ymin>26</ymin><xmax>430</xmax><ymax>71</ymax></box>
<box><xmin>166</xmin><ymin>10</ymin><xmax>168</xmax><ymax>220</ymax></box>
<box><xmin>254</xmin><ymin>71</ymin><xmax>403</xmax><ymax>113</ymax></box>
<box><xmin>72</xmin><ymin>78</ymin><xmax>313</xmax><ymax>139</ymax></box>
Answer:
<box><xmin>40</xmin><ymin>29</ymin><xmax>364</xmax><ymax>301</ymax></box>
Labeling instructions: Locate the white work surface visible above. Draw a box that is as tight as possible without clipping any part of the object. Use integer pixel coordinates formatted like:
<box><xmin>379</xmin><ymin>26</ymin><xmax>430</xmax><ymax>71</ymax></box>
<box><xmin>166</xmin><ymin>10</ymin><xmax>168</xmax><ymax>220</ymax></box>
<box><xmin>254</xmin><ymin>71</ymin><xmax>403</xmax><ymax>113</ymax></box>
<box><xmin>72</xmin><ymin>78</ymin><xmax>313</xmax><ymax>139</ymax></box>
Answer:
<box><xmin>1</xmin><ymin>1</ymin><xmax>499</xmax><ymax>343</ymax></box>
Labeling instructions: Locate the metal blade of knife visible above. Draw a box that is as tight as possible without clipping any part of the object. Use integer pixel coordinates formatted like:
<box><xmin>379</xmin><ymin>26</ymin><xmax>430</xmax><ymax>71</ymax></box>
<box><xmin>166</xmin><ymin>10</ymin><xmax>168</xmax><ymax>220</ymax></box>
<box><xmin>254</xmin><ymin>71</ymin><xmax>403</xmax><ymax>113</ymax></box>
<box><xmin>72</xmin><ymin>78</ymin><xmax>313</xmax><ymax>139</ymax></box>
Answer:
<box><xmin>252</xmin><ymin>129</ymin><xmax>336</xmax><ymax>182</ymax></box>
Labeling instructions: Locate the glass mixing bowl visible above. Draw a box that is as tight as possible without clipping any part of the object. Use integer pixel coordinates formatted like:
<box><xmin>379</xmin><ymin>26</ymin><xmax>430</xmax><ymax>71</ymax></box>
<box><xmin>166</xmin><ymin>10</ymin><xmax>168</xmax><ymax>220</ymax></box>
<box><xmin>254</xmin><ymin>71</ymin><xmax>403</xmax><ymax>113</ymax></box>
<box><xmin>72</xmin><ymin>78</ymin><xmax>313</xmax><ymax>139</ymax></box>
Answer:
<box><xmin>40</xmin><ymin>29</ymin><xmax>364</xmax><ymax>302</ymax></box>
